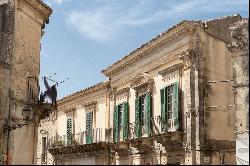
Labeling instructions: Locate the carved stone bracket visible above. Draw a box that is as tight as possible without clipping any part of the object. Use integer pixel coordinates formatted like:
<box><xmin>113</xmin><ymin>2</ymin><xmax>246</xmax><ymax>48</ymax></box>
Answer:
<box><xmin>63</xmin><ymin>107</ymin><xmax>76</xmax><ymax>113</ymax></box>
<box><xmin>178</xmin><ymin>49</ymin><xmax>197</xmax><ymax>70</ymax></box>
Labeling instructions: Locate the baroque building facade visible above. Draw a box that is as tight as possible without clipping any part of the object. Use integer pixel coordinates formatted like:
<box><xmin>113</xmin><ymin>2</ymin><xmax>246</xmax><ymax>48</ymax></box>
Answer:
<box><xmin>0</xmin><ymin>0</ymin><xmax>52</xmax><ymax>164</ymax></box>
<box><xmin>37</xmin><ymin>14</ymin><xmax>246</xmax><ymax>165</ymax></box>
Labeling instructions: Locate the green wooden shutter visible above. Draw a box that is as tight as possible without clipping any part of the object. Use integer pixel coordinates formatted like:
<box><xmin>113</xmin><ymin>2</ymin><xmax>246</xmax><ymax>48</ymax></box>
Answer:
<box><xmin>160</xmin><ymin>88</ymin><xmax>166</xmax><ymax>133</ymax></box>
<box><xmin>113</xmin><ymin>106</ymin><xmax>119</xmax><ymax>142</ymax></box>
<box><xmin>66</xmin><ymin>117</ymin><xmax>72</xmax><ymax>145</ymax></box>
<box><xmin>146</xmin><ymin>94</ymin><xmax>152</xmax><ymax>136</ymax></box>
<box><xmin>86</xmin><ymin>112</ymin><xmax>93</xmax><ymax>144</ymax></box>
<box><xmin>123</xmin><ymin>102</ymin><xmax>129</xmax><ymax>141</ymax></box>
<box><xmin>165</xmin><ymin>88</ymin><xmax>169</xmax><ymax>132</ymax></box>
<box><xmin>0</xmin><ymin>5</ymin><xmax>8</xmax><ymax>62</ymax></box>
<box><xmin>174</xmin><ymin>82</ymin><xmax>179</xmax><ymax>130</ymax></box>
<box><xmin>135</xmin><ymin>98</ymin><xmax>141</xmax><ymax>138</ymax></box>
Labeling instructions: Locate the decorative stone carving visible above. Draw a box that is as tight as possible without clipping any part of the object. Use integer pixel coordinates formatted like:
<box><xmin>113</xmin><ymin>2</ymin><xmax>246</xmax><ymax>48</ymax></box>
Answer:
<box><xmin>159</xmin><ymin>63</ymin><xmax>183</xmax><ymax>76</ymax></box>
<box><xmin>115</xmin><ymin>87</ymin><xmax>130</xmax><ymax>103</ymax></box>
<box><xmin>82</xmin><ymin>101</ymin><xmax>97</xmax><ymax>108</ymax></box>
<box><xmin>63</xmin><ymin>107</ymin><xmax>76</xmax><ymax>113</ymax></box>
<box><xmin>178</xmin><ymin>49</ymin><xmax>197</xmax><ymax>70</ymax></box>
<box><xmin>130</xmin><ymin>73</ymin><xmax>154</xmax><ymax>95</ymax></box>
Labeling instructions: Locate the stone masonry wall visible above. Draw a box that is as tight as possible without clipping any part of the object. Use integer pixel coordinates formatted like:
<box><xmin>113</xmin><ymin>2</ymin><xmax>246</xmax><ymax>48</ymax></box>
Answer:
<box><xmin>228</xmin><ymin>18</ymin><xmax>249</xmax><ymax>164</ymax></box>
<box><xmin>37</xmin><ymin>112</ymin><xmax>57</xmax><ymax>165</ymax></box>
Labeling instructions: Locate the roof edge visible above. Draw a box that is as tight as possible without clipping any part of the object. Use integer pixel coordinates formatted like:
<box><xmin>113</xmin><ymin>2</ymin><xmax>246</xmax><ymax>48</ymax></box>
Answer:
<box><xmin>57</xmin><ymin>80</ymin><xmax>110</xmax><ymax>105</ymax></box>
<box><xmin>101</xmin><ymin>20</ymin><xmax>193</xmax><ymax>77</ymax></box>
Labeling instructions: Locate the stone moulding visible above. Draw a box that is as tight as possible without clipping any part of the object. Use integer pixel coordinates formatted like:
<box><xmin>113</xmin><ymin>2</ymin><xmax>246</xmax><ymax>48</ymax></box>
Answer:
<box><xmin>204</xmin><ymin>139</ymin><xmax>236</xmax><ymax>151</ymax></box>
<box><xmin>22</xmin><ymin>0</ymin><xmax>52</xmax><ymax>20</ymax></box>
<box><xmin>58</xmin><ymin>81</ymin><xmax>110</xmax><ymax>106</ymax></box>
<box><xmin>158</xmin><ymin>63</ymin><xmax>184</xmax><ymax>76</ymax></box>
<box><xmin>48</xmin><ymin>142</ymin><xmax>112</xmax><ymax>156</ymax></box>
<box><xmin>81</xmin><ymin>101</ymin><xmax>97</xmax><ymax>108</ymax></box>
<box><xmin>115</xmin><ymin>87</ymin><xmax>130</xmax><ymax>95</ymax></box>
<box><xmin>102</xmin><ymin>22</ymin><xmax>195</xmax><ymax>77</ymax></box>
<box><xmin>62</xmin><ymin>107</ymin><xmax>76</xmax><ymax>113</ymax></box>
<box><xmin>130</xmin><ymin>72</ymin><xmax>154</xmax><ymax>90</ymax></box>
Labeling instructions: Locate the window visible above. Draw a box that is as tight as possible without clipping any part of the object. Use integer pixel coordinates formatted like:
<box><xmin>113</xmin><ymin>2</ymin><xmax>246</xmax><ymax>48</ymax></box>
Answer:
<box><xmin>41</xmin><ymin>137</ymin><xmax>47</xmax><ymax>163</ymax></box>
<box><xmin>160</xmin><ymin>82</ymin><xmax>179</xmax><ymax>133</ymax></box>
<box><xmin>118</xmin><ymin>104</ymin><xmax>124</xmax><ymax>141</ymax></box>
<box><xmin>0</xmin><ymin>4</ymin><xmax>8</xmax><ymax>62</ymax></box>
<box><xmin>86</xmin><ymin>111</ymin><xmax>93</xmax><ymax>144</ymax></box>
<box><xmin>113</xmin><ymin>102</ymin><xmax>129</xmax><ymax>142</ymax></box>
<box><xmin>135</xmin><ymin>94</ymin><xmax>152</xmax><ymax>138</ymax></box>
<box><xmin>167</xmin><ymin>85</ymin><xmax>175</xmax><ymax>129</ymax></box>
<box><xmin>66</xmin><ymin>117</ymin><xmax>73</xmax><ymax>145</ymax></box>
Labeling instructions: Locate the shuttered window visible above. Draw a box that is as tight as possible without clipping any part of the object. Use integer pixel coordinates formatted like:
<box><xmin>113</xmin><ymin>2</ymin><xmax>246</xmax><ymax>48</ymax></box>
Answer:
<box><xmin>113</xmin><ymin>106</ymin><xmax>119</xmax><ymax>142</ymax></box>
<box><xmin>0</xmin><ymin>4</ymin><xmax>8</xmax><ymax>62</ymax></box>
<box><xmin>145</xmin><ymin>94</ymin><xmax>152</xmax><ymax>136</ymax></box>
<box><xmin>86</xmin><ymin>112</ymin><xmax>93</xmax><ymax>144</ymax></box>
<box><xmin>160</xmin><ymin>82</ymin><xmax>180</xmax><ymax>132</ymax></box>
<box><xmin>174</xmin><ymin>82</ymin><xmax>179</xmax><ymax>129</ymax></box>
<box><xmin>123</xmin><ymin>102</ymin><xmax>129</xmax><ymax>140</ymax></box>
<box><xmin>66</xmin><ymin>117</ymin><xmax>72</xmax><ymax>145</ymax></box>
<box><xmin>113</xmin><ymin>102</ymin><xmax>129</xmax><ymax>142</ymax></box>
<box><xmin>135</xmin><ymin>94</ymin><xmax>152</xmax><ymax>138</ymax></box>
<box><xmin>135</xmin><ymin>98</ymin><xmax>141</xmax><ymax>138</ymax></box>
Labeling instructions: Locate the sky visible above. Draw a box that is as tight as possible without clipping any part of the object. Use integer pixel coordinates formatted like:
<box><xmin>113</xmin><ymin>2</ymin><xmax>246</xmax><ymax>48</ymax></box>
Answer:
<box><xmin>40</xmin><ymin>0</ymin><xmax>249</xmax><ymax>100</ymax></box>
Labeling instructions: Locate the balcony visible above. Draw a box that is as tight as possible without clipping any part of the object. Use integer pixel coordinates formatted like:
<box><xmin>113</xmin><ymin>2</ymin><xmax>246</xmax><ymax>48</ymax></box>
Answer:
<box><xmin>128</xmin><ymin>116</ymin><xmax>184</xmax><ymax>152</ymax></box>
<box><xmin>47</xmin><ymin>128</ymin><xmax>112</xmax><ymax>156</ymax></box>
<box><xmin>152</xmin><ymin>116</ymin><xmax>184</xmax><ymax>151</ymax></box>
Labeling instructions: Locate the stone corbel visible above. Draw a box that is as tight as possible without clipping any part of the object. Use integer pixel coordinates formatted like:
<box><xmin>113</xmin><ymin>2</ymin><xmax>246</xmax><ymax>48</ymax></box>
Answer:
<box><xmin>178</xmin><ymin>49</ymin><xmax>197</xmax><ymax>70</ymax></box>
<box><xmin>82</xmin><ymin>101</ymin><xmax>97</xmax><ymax>108</ymax></box>
<box><xmin>63</xmin><ymin>106</ymin><xmax>76</xmax><ymax>113</ymax></box>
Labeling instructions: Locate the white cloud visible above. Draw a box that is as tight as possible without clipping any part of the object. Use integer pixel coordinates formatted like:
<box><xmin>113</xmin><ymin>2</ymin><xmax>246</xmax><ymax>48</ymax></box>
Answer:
<box><xmin>45</xmin><ymin>0</ymin><xmax>71</xmax><ymax>6</ymax></box>
<box><xmin>66</xmin><ymin>0</ymin><xmax>249</xmax><ymax>43</ymax></box>
<box><xmin>53</xmin><ymin>0</ymin><xmax>70</xmax><ymax>5</ymax></box>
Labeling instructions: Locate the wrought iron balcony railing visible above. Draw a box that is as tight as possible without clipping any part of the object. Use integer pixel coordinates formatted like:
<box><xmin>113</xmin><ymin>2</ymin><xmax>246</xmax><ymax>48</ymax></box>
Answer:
<box><xmin>47</xmin><ymin>128</ymin><xmax>106</xmax><ymax>149</ymax></box>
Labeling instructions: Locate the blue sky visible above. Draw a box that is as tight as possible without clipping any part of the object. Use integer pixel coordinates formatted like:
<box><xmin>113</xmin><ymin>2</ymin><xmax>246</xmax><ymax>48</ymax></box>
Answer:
<box><xmin>41</xmin><ymin>0</ymin><xmax>249</xmax><ymax>99</ymax></box>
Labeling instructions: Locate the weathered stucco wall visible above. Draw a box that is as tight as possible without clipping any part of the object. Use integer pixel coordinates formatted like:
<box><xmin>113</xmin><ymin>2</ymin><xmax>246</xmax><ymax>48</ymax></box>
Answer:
<box><xmin>56</xmin><ymin>84</ymin><xmax>109</xmax><ymax>139</ymax></box>
<box><xmin>0</xmin><ymin>0</ymin><xmax>51</xmax><ymax>165</ymax></box>
<box><xmin>201</xmin><ymin>30</ymin><xmax>235</xmax><ymax>141</ymax></box>
<box><xmin>10</xmin><ymin>0</ymin><xmax>47</xmax><ymax>164</ymax></box>
<box><xmin>36</xmin><ymin>112</ymin><xmax>56</xmax><ymax>165</ymax></box>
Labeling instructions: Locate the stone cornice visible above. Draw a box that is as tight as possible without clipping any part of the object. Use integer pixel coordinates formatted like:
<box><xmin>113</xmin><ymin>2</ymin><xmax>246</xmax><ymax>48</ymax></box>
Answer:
<box><xmin>22</xmin><ymin>0</ymin><xmax>52</xmax><ymax>22</ymax></box>
<box><xmin>115</xmin><ymin>87</ymin><xmax>130</xmax><ymax>95</ymax></box>
<box><xmin>81</xmin><ymin>101</ymin><xmax>97</xmax><ymax>108</ymax></box>
<box><xmin>58</xmin><ymin>81</ymin><xmax>110</xmax><ymax>106</ymax></box>
<box><xmin>158</xmin><ymin>63</ymin><xmax>184</xmax><ymax>76</ymax></box>
<box><xmin>62</xmin><ymin>107</ymin><xmax>76</xmax><ymax>113</ymax></box>
<box><xmin>102</xmin><ymin>21</ymin><xmax>196</xmax><ymax>77</ymax></box>
<box><xmin>109</xmin><ymin>47</ymin><xmax>186</xmax><ymax>88</ymax></box>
